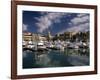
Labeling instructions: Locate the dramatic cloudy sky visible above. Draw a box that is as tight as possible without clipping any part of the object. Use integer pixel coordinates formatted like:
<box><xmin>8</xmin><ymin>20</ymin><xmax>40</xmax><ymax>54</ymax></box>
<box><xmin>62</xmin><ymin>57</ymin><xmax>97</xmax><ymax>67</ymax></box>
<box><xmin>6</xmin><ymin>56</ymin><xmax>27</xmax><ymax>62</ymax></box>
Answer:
<box><xmin>23</xmin><ymin>11</ymin><xmax>90</xmax><ymax>35</ymax></box>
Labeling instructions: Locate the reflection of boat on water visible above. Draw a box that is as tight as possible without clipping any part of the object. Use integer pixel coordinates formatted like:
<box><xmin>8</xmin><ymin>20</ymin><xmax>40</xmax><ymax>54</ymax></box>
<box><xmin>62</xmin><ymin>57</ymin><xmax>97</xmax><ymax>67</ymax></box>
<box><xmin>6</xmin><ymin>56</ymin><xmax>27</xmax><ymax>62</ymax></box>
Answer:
<box><xmin>23</xmin><ymin>47</ymin><xmax>89</xmax><ymax>68</ymax></box>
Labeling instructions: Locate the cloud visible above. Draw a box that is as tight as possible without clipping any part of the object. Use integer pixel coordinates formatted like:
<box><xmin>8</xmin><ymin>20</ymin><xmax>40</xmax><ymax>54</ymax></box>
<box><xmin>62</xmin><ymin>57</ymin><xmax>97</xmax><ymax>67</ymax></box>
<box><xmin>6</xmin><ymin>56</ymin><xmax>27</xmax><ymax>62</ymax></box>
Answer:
<box><xmin>71</xmin><ymin>14</ymin><xmax>89</xmax><ymax>25</ymax></box>
<box><xmin>58</xmin><ymin>13</ymin><xmax>90</xmax><ymax>34</ymax></box>
<box><xmin>23</xmin><ymin>24</ymin><xmax>28</xmax><ymax>31</ymax></box>
<box><xmin>35</xmin><ymin>12</ymin><xmax>67</xmax><ymax>33</ymax></box>
<box><xmin>77</xmin><ymin>13</ymin><xmax>87</xmax><ymax>17</ymax></box>
<box><xmin>58</xmin><ymin>23</ymin><xmax>89</xmax><ymax>34</ymax></box>
<box><xmin>66</xmin><ymin>22</ymin><xmax>89</xmax><ymax>32</ymax></box>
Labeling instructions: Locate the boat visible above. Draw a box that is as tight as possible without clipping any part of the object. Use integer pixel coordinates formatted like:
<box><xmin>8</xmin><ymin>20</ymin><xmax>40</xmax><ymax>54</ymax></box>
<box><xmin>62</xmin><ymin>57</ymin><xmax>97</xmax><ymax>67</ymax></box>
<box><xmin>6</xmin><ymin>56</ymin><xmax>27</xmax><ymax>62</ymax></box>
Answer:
<box><xmin>27</xmin><ymin>44</ymin><xmax>35</xmax><ymax>49</ymax></box>
<box><xmin>78</xmin><ymin>41</ymin><xmax>88</xmax><ymax>48</ymax></box>
<box><xmin>37</xmin><ymin>41</ymin><xmax>47</xmax><ymax>51</ymax></box>
<box><xmin>26</xmin><ymin>41</ymin><xmax>35</xmax><ymax>49</ymax></box>
<box><xmin>46</xmin><ymin>41</ymin><xmax>54</xmax><ymax>49</ymax></box>
<box><xmin>22</xmin><ymin>41</ymin><xmax>27</xmax><ymax>47</ymax></box>
<box><xmin>67</xmin><ymin>42</ymin><xmax>79</xmax><ymax>49</ymax></box>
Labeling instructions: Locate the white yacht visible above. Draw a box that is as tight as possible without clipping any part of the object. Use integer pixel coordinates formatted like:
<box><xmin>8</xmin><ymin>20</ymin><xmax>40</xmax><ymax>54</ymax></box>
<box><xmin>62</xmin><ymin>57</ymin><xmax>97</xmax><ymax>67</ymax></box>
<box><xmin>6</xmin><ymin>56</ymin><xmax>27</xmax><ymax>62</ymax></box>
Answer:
<box><xmin>27</xmin><ymin>41</ymin><xmax>35</xmax><ymax>49</ymax></box>
<box><xmin>37</xmin><ymin>41</ymin><xmax>46</xmax><ymax>50</ymax></box>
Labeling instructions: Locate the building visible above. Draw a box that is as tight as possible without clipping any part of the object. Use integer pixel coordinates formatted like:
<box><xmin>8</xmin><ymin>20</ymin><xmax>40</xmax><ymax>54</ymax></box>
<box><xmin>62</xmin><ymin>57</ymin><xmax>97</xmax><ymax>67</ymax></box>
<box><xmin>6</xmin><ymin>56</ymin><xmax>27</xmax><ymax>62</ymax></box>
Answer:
<box><xmin>23</xmin><ymin>32</ymin><xmax>32</xmax><ymax>41</ymax></box>
<box><xmin>39</xmin><ymin>35</ymin><xmax>47</xmax><ymax>41</ymax></box>
<box><xmin>47</xmin><ymin>31</ymin><xmax>53</xmax><ymax>41</ymax></box>
<box><xmin>32</xmin><ymin>33</ymin><xmax>47</xmax><ymax>42</ymax></box>
<box><xmin>23</xmin><ymin>32</ymin><xmax>47</xmax><ymax>42</ymax></box>
<box><xmin>32</xmin><ymin>33</ymin><xmax>39</xmax><ymax>42</ymax></box>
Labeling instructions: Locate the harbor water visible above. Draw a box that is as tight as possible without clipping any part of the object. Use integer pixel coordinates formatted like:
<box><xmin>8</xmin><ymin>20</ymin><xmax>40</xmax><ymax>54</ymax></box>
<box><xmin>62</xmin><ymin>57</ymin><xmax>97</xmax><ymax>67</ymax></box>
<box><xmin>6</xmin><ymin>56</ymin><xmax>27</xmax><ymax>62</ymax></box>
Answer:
<box><xmin>23</xmin><ymin>48</ymin><xmax>89</xmax><ymax>69</ymax></box>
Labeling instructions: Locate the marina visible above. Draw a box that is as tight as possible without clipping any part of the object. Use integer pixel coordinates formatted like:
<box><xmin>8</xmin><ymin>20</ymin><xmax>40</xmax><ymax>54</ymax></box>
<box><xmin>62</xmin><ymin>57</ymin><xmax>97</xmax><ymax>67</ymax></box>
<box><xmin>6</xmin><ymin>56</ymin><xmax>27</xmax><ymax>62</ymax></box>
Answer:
<box><xmin>23</xmin><ymin>40</ymin><xmax>89</xmax><ymax>68</ymax></box>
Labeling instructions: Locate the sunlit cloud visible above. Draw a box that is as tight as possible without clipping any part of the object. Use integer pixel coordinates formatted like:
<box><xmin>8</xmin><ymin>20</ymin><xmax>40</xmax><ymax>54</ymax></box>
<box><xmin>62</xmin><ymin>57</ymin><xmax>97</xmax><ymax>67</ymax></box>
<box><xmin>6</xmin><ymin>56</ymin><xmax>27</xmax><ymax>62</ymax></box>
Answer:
<box><xmin>35</xmin><ymin>12</ymin><xmax>68</xmax><ymax>33</ymax></box>
<box><xmin>58</xmin><ymin>13</ymin><xmax>90</xmax><ymax>34</ymax></box>
<box><xmin>66</xmin><ymin>22</ymin><xmax>89</xmax><ymax>32</ymax></box>
<box><xmin>71</xmin><ymin>14</ymin><xmax>89</xmax><ymax>25</ymax></box>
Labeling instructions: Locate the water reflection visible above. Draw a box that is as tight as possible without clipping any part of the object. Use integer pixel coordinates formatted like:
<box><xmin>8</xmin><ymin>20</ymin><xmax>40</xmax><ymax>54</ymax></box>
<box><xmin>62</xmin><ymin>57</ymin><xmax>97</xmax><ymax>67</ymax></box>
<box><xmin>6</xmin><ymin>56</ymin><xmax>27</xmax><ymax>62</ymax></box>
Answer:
<box><xmin>23</xmin><ymin>48</ymin><xmax>89</xmax><ymax>69</ymax></box>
